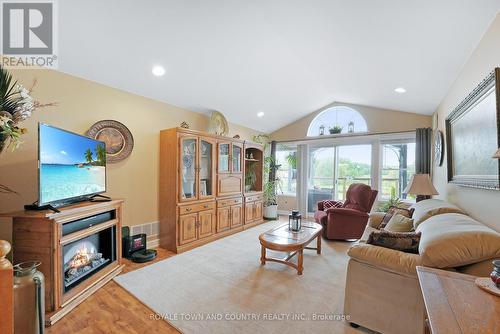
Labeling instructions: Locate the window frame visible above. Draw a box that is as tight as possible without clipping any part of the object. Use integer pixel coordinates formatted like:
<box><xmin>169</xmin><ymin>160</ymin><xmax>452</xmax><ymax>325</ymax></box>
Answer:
<box><xmin>274</xmin><ymin>131</ymin><xmax>416</xmax><ymax>216</ymax></box>
<box><xmin>306</xmin><ymin>106</ymin><xmax>369</xmax><ymax>137</ymax></box>
<box><xmin>275</xmin><ymin>146</ymin><xmax>298</xmax><ymax>197</ymax></box>
<box><xmin>379</xmin><ymin>135</ymin><xmax>417</xmax><ymax>202</ymax></box>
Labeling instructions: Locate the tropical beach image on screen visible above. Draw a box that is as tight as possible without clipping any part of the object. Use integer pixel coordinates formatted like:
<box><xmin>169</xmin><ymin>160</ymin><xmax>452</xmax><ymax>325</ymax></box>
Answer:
<box><xmin>39</xmin><ymin>125</ymin><xmax>106</xmax><ymax>205</ymax></box>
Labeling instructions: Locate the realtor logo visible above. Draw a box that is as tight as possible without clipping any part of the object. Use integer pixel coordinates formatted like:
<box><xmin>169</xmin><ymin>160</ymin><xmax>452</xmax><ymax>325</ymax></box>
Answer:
<box><xmin>1</xmin><ymin>0</ymin><xmax>57</xmax><ymax>68</ymax></box>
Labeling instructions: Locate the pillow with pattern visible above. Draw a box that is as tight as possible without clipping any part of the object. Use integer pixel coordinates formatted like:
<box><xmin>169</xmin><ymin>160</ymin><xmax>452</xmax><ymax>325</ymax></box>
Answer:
<box><xmin>323</xmin><ymin>200</ymin><xmax>343</xmax><ymax>210</ymax></box>
<box><xmin>367</xmin><ymin>230</ymin><xmax>421</xmax><ymax>254</ymax></box>
<box><xmin>379</xmin><ymin>206</ymin><xmax>414</xmax><ymax>229</ymax></box>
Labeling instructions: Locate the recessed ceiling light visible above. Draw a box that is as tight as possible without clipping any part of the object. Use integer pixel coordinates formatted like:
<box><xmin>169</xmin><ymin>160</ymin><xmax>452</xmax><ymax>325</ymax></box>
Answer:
<box><xmin>394</xmin><ymin>87</ymin><xmax>406</xmax><ymax>93</ymax></box>
<box><xmin>257</xmin><ymin>112</ymin><xmax>265</xmax><ymax>118</ymax></box>
<box><xmin>152</xmin><ymin>65</ymin><xmax>165</xmax><ymax>77</ymax></box>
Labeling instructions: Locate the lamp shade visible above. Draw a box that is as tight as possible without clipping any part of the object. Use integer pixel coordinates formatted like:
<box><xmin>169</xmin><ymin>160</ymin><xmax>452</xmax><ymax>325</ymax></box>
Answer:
<box><xmin>404</xmin><ymin>174</ymin><xmax>439</xmax><ymax>196</ymax></box>
<box><xmin>493</xmin><ymin>148</ymin><xmax>500</xmax><ymax>159</ymax></box>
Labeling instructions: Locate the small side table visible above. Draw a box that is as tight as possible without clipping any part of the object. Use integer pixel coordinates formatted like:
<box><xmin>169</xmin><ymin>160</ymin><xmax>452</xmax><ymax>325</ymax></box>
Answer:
<box><xmin>416</xmin><ymin>266</ymin><xmax>500</xmax><ymax>334</ymax></box>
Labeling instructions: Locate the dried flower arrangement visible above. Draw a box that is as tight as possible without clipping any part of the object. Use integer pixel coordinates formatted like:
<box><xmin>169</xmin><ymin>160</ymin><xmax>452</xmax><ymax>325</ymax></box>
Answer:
<box><xmin>0</xmin><ymin>65</ymin><xmax>57</xmax><ymax>193</ymax></box>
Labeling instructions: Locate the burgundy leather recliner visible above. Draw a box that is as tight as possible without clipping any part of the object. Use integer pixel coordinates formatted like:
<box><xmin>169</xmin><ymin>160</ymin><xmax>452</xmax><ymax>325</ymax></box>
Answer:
<box><xmin>314</xmin><ymin>183</ymin><xmax>378</xmax><ymax>240</ymax></box>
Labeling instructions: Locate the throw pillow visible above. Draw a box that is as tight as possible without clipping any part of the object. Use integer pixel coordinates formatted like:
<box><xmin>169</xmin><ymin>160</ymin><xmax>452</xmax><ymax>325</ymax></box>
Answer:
<box><xmin>379</xmin><ymin>206</ymin><xmax>414</xmax><ymax>229</ymax></box>
<box><xmin>384</xmin><ymin>213</ymin><xmax>414</xmax><ymax>232</ymax></box>
<box><xmin>323</xmin><ymin>200</ymin><xmax>343</xmax><ymax>210</ymax></box>
<box><xmin>367</xmin><ymin>230</ymin><xmax>421</xmax><ymax>254</ymax></box>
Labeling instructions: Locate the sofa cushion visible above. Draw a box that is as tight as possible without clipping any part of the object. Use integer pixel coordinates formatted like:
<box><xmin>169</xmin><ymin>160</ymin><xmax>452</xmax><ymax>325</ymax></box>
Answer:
<box><xmin>368</xmin><ymin>212</ymin><xmax>386</xmax><ymax>229</ymax></box>
<box><xmin>360</xmin><ymin>225</ymin><xmax>378</xmax><ymax>243</ymax></box>
<box><xmin>367</xmin><ymin>230</ymin><xmax>421</xmax><ymax>254</ymax></box>
<box><xmin>411</xmin><ymin>199</ymin><xmax>463</xmax><ymax>228</ymax></box>
<box><xmin>348</xmin><ymin>243</ymin><xmax>422</xmax><ymax>277</ymax></box>
<box><xmin>380</xmin><ymin>206</ymin><xmax>414</xmax><ymax>229</ymax></box>
<box><xmin>384</xmin><ymin>213</ymin><xmax>414</xmax><ymax>232</ymax></box>
<box><xmin>417</xmin><ymin>213</ymin><xmax>500</xmax><ymax>268</ymax></box>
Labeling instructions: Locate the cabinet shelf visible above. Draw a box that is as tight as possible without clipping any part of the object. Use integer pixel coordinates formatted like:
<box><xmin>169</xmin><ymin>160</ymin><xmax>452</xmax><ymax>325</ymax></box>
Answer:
<box><xmin>245</xmin><ymin>158</ymin><xmax>259</xmax><ymax>162</ymax></box>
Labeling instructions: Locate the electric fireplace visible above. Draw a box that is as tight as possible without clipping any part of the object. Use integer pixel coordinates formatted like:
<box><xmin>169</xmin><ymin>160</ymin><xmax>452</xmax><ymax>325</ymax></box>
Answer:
<box><xmin>62</xmin><ymin>226</ymin><xmax>116</xmax><ymax>292</ymax></box>
<box><xmin>6</xmin><ymin>200</ymin><xmax>124</xmax><ymax>326</ymax></box>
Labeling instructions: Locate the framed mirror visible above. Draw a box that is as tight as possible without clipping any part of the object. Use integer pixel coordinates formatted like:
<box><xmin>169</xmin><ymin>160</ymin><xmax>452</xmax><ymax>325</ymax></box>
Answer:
<box><xmin>446</xmin><ymin>68</ymin><xmax>500</xmax><ymax>190</ymax></box>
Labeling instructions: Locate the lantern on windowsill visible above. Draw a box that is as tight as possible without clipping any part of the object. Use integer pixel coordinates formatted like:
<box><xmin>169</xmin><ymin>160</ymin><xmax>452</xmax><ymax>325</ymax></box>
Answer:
<box><xmin>319</xmin><ymin>124</ymin><xmax>325</xmax><ymax>136</ymax></box>
<box><xmin>289</xmin><ymin>210</ymin><xmax>302</xmax><ymax>232</ymax></box>
<box><xmin>348</xmin><ymin>121</ymin><xmax>355</xmax><ymax>133</ymax></box>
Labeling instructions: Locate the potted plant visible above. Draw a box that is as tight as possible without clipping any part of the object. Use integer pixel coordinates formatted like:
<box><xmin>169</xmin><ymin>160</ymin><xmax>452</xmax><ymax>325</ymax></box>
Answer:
<box><xmin>378</xmin><ymin>187</ymin><xmax>402</xmax><ymax>212</ymax></box>
<box><xmin>263</xmin><ymin>173</ymin><xmax>278</xmax><ymax>219</ymax></box>
<box><xmin>329</xmin><ymin>125</ymin><xmax>342</xmax><ymax>134</ymax></box>
<box><xmin>0</xmin><ymin>65</ymin><xmax>56</xmax><ymax>193</ymax></box>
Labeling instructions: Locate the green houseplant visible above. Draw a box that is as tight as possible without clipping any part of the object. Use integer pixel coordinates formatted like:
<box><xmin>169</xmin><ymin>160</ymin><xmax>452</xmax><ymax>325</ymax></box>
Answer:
<box><xmin>378</xmin><ymin>187</ymin><xmax>402</xmax><ymax>212</ymax></box>
<box><xmin>329</xmin><ymin>125</ymin><xmax>342</xmax><ymax>134</ymax></box>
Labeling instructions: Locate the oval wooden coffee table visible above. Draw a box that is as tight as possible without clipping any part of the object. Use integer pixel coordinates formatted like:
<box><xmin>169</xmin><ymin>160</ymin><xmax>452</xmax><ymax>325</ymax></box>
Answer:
<box><xmin>259</xmin><ymin>221</ymin><xmax>323</xmax><ymax>275</ymax></box>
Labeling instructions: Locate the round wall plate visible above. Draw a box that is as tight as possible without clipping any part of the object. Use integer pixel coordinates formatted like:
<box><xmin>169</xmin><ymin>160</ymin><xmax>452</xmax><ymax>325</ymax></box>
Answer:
<box><xmin>208</xmin><ymin>111</ymin><xmax>229</xmax><ymax>136</ymax></box>
<box><xmin>434</xmin><ymin>130</ymin><xmax>444</xmax><ymax>167</ymax></box>
<box><xmin>87</xmin><ymin>120</ymin><xmax>134</xmax><ymax>163</ymax></box>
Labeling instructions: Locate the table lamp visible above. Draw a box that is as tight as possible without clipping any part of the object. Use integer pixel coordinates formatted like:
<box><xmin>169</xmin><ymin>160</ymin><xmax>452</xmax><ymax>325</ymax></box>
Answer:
<box><xmin>404</xmin><ymin>174</ymin><xmax>439</xmax><ymax>202</ymax></box>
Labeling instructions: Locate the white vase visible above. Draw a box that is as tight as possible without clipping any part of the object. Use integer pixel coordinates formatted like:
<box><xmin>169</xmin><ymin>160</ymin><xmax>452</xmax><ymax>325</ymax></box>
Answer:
<box><xmin>263</xmin><ymin>205</ymin><xmax>278</xmax><ymax>219</ymax></box>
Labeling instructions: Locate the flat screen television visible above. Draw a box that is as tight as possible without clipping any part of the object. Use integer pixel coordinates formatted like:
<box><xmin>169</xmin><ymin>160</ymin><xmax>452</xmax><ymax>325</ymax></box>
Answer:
<box><xmin>38</xmin><ymin>123</ymin><xmax>107</xmax><ymax>207</ymax></box>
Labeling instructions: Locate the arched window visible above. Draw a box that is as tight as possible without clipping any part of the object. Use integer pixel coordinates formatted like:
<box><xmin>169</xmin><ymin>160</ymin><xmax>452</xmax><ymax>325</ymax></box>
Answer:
<box><xmin>307</xmin><ymin>106</ymin><xmax>368</xmax><ymax>136</ymax></box>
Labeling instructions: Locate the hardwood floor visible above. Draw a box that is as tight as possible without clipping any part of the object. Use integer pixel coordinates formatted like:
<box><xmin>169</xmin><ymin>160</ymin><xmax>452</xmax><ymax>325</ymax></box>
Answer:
<box><xmin>47</xmin><ymin>248</ymin><xmax>181</xmax><ymax>334</ymax></box>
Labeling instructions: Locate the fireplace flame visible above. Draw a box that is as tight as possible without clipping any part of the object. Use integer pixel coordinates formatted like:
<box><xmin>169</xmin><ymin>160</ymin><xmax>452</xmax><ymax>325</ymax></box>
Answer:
<box><xmin>69</xmin><ymin>246</ymin><xmax>94</xmax><ymax>269</ymax></box>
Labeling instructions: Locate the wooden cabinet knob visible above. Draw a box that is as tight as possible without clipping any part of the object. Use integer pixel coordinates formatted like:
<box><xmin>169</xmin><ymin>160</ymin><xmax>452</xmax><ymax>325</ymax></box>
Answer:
<box><xmin>186</xmin><ymin>208</ymin><xmax>192</xmax><ymax>212</ymax></box>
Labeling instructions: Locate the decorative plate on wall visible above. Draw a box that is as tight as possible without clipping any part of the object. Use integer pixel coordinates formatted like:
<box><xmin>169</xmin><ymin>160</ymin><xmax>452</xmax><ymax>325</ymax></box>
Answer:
<box><xmin>208</xmin><ymin>111</ymin><xmax>229</xmax><ymax>136</ymax></box>
<box><xmin>87</xmin><ymin>120</ymin><xmax>134</xmax><ymax>163</ymax></box>
<box><xmin>434</xmin><ymin>129</ymin><xmax>444</xmax><ymax>167</ymax></box>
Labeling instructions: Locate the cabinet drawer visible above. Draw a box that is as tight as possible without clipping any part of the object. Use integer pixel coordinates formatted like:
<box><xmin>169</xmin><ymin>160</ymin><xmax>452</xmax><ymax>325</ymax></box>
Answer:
<box><xmin>217</xmin><ymin>197</ymin><xmax>243</xmax><ymax>207</ymax></box>
<box><xmin>179</xmin><ymin>201</ymin><xmax>215</xmax><ymax>215</ymax></box>
<box><xmin>245</xmin><ymin>194</ymin><xmax>263</xmax><ymax>203</ymax></box>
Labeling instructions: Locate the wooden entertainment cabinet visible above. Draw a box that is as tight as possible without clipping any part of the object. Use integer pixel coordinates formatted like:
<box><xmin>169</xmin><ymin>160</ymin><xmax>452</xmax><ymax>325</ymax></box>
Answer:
<box><xmin>160</xmin><ymin>128</ymin><xmax>264</xmax><ymax>253</ymax></box>
<box><xmin>1</xmin><ymin>200</ymin><xmax>124</xmax><ymax>326</ymax></box>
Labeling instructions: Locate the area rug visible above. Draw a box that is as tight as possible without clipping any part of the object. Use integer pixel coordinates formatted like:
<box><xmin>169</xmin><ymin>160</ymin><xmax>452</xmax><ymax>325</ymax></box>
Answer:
<box><xmin>114</xmin><ymin>221</ymin><xmax>369</xmax><ymax>334</ymax></box>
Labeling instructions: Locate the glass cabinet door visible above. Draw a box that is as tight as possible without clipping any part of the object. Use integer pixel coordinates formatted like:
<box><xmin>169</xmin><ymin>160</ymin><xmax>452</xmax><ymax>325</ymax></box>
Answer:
<box><xmin>180</xmin><ymin>137</ymin><xmax>197</xmax><ymax>201</ymax></box>
<box><xmin>218</xmin><ymin>143</ymin><xmax>230</xmax><ymax>173</ymax></box>
<box><xmin>232</xmin><ymin>144</ymin><xmax>242</xmax><ymax>173</ymax></box>
<box><xmin>199</xmin><ymin>139</ymin><xmax>214</xmax><ymax>198</ymax></box>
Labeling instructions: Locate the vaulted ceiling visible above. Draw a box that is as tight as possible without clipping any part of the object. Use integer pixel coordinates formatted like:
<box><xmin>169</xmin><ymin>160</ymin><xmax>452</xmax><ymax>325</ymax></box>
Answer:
<box><xmin>58</xmin><ymin>1</ymin><xmax>500</xmax><ymax>132</ymax></box>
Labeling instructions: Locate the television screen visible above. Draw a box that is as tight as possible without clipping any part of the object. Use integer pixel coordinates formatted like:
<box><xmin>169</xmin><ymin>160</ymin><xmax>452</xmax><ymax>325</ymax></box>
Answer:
<box><xmin>39</xmin><ymin>124</ymin><xmax>106</xmax><ymax>206</ymax></box>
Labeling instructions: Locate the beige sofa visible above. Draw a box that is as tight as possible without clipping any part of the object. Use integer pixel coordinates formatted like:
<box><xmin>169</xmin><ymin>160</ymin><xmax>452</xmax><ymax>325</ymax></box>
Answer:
<box><xmin>343</xmin><ymin>199</ymin><xmax>500</xmax><ymax>334</ymax></box>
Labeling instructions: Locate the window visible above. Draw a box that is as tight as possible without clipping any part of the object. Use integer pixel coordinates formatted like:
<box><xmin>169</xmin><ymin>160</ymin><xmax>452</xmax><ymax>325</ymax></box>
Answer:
<box><xmin>336</xmin><ymin>145</ymin><xmax>372</xmax><ymax>201</ymax></box>
<box><xmin>380</xmin><ymin>142</ymin><xmax>416</xmax><ymax>200</ymax></box>
<box><xmin>307</xmin><ymin>106</ymin><xmax>368</xmax><ymax>137</ymax></box>
<box><xmin>307</xmin><ymin>146</ymin><xmax>334</xmax><ymax>212</ymax></box>
<box><xmin>276</xmin><ymin>145</ymin><xmax>297</xmax><ymax>196</ymax></box>
<box><xmin>306</xmin><ymin>144</ymin><xmax>372</xmax><ymax>212</ymax></box>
